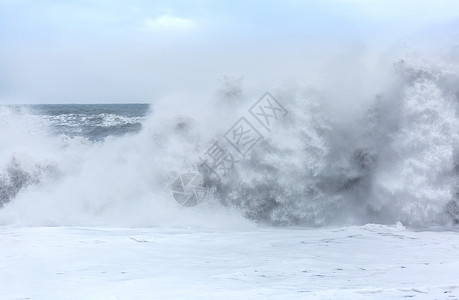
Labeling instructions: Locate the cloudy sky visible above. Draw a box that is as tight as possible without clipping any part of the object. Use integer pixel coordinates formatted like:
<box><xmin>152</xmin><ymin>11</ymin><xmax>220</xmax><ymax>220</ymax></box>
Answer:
<box><xmin>1</xmin><ymin>0</ymin><xmax>459</xmax><ymax>103</ymax></box>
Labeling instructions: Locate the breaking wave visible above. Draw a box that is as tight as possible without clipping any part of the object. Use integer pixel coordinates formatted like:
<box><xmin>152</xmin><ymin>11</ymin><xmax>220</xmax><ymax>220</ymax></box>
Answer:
<box><xmin>0</xmin><ymin>44</ymin><xmax>458</xmax><ymax>229</ymax></box>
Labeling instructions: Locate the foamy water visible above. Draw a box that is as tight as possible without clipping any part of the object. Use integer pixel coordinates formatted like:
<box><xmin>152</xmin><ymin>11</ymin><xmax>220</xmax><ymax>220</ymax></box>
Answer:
<box><xmin>0</xmin><ymin>46</ymin><xmax>458</xmax><ymax>229</ymax></box>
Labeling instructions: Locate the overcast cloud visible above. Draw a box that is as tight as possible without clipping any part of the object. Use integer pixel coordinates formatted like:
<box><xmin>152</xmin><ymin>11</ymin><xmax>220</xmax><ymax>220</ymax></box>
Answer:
<box><xmin>1</xmin><ymin>0</ymin><xmax>459</xmax><ymax>103</ymax></box>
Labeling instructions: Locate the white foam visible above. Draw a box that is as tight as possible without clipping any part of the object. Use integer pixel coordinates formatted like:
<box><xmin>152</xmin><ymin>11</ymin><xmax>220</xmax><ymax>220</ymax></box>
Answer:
<box><xmin>0</xmin><ymin>43</ymin><xmax>458</xmax><ymax>229</ymax></box>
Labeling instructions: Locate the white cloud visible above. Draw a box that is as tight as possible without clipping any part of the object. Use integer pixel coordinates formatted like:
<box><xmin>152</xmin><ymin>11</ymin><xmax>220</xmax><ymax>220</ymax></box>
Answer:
<box><xmin>334</xmin><ymin>0</ymin><xmax>459</xmax><ymax>22</ymax></box>
<box><xmin>144</xmin><ymin>15</ymin><xmax>195</xmax><ymax>31</ymax></box>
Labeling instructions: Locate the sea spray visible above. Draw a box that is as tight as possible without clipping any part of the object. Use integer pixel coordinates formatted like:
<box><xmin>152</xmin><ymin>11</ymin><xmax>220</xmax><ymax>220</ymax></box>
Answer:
<box><xmin>0</xmin><ymin>47</ymin><xmax>458</xmax><ymax>228</ymax></box>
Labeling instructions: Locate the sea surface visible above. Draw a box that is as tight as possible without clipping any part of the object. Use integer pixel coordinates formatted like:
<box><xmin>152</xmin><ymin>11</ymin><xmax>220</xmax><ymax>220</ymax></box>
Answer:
<box><xmin>0</xmin><ymin>52</ymin><xmax>458</xmax><ymax>228</ymax></box>
<box><xmin>21</xmin><ymin>104</ymin><xmax>150</xmax><ymax>141</ymax></box>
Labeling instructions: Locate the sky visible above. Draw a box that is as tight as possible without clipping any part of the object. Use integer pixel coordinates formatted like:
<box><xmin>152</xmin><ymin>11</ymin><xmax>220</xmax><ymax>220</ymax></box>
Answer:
<box><xmin>1</xmin><ymin>0</ymin><xmax>459</xmax><ymax>103</ymax></box>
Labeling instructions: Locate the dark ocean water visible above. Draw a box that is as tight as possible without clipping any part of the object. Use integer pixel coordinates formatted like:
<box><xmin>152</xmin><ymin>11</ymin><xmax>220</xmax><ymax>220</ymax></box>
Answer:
<box><xmin>23</xmin><ymin>104</ymin><xmax>150</xmax><ymax>141</ymax></box>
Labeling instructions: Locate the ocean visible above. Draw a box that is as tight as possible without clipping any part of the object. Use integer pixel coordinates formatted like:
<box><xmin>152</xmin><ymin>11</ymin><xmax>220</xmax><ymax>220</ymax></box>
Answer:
<box><xmin>0</xmin><ymin>56</ymin><xmax>458</xmax><ymax>228</ymax></box>
<box><xmin>13</xmin><ymin>104</ymin><xmax>150</xmax><ymax>141</ymax></box>
<box><xmin>1</xmin><ymin>49</ymin><xmax>459</xmax><ymax>300</ymax></box>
